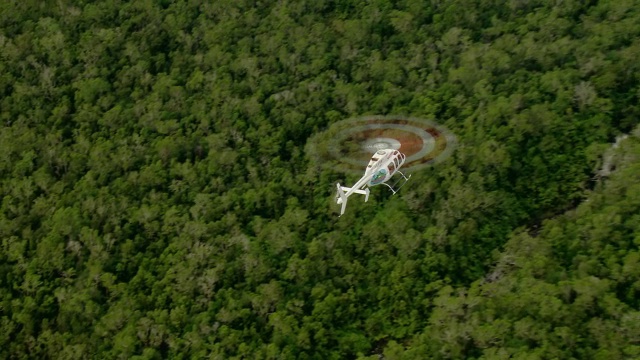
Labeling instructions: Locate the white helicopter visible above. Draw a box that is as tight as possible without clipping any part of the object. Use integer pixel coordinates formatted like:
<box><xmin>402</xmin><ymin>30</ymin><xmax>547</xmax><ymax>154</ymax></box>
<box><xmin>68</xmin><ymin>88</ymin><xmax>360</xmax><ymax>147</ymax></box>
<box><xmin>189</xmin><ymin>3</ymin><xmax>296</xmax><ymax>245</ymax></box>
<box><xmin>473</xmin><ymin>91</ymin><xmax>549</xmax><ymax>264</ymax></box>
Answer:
<box><xmin>335</xmin><ymin>149</ymin><xmax>411</xmax><ymax>216</ymax></box>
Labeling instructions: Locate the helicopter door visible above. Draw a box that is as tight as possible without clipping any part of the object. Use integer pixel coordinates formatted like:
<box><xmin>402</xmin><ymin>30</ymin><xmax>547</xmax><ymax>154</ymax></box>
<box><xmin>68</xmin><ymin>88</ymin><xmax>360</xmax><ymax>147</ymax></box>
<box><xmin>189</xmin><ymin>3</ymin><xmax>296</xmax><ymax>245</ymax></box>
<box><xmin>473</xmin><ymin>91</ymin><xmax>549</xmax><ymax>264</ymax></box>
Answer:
<box><xmin>388</xmin><ymin>161</ymin><xmax>396</xmax><ymax>174</ymax></box>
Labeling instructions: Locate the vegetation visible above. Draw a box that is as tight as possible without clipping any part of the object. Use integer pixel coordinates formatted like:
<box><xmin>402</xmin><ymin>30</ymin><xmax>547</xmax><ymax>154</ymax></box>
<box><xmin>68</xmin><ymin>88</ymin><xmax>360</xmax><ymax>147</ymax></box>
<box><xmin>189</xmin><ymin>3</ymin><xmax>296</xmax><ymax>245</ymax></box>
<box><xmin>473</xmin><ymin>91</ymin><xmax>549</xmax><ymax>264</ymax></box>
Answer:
<box><xmin>1</xmin><ymin>0</ymin><xmax>639</xmax><ymax>358</ymax></box>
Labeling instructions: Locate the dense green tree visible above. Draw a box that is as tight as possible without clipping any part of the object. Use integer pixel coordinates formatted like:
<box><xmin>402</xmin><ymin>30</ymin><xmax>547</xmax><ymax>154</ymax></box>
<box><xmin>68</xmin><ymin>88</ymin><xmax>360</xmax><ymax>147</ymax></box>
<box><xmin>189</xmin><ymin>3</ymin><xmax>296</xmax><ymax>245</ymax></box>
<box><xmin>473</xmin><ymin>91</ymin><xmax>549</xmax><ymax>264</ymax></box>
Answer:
<box><xmin>1</xmin><ymin>0</ymin><xmax>639</xmax><ymax>358</ymax></box>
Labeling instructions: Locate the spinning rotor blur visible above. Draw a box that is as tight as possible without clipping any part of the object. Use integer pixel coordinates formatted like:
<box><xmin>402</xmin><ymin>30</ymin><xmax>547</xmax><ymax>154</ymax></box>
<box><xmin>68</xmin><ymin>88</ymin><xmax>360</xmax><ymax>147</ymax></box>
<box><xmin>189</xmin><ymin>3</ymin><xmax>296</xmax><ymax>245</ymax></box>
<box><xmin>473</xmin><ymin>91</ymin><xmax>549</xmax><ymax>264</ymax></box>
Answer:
<box><xmin>307</xmin><ymin>115</ymin><xmax>457</xmax><ymax>174</ymax></box>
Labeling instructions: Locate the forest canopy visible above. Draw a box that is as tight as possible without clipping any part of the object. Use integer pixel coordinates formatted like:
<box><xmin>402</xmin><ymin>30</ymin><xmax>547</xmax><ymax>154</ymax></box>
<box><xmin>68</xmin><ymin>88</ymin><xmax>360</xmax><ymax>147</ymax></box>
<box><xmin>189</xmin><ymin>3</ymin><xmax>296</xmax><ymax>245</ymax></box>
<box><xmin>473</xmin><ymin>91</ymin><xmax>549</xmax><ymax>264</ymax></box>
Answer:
<box><xmin>1</xmin><ymin>0</ymin><xmax>639</xmax><ymax>358</ymax></box>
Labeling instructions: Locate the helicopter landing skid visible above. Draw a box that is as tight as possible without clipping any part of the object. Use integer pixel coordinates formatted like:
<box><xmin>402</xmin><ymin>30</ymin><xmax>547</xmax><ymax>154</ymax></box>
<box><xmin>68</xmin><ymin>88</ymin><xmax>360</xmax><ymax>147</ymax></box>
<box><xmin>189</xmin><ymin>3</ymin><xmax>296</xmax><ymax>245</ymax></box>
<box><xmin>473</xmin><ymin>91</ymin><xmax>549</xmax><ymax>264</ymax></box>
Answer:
<box><xmin>383</xmin><ymin>171</ymin><xmax>411</xmax><ymax>194</ymax></box>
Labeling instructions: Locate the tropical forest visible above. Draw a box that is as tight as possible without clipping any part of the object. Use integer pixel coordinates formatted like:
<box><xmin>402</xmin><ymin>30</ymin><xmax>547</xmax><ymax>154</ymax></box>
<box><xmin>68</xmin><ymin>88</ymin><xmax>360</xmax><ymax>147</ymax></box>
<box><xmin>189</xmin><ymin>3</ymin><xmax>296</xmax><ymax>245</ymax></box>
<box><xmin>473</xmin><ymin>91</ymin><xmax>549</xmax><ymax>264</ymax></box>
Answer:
<box><xmin>1</xmin><ymin>0</ymin><xmax>640</xmax><ymax>358</ymax></box>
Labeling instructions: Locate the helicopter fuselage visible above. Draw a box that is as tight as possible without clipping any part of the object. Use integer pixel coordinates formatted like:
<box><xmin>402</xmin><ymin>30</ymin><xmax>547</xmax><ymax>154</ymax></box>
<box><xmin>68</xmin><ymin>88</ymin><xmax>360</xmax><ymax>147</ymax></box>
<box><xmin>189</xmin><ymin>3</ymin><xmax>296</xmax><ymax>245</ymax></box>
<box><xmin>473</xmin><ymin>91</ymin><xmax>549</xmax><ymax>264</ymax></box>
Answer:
<box><xmin>365</xmin><ymin>149</ymin><xmax>406</xmax><ymax>186</ymax></box>
<box><xmin>335</xmin><ymin>148</ymin><xmax>410</xmax><ymax>216</ymax></box>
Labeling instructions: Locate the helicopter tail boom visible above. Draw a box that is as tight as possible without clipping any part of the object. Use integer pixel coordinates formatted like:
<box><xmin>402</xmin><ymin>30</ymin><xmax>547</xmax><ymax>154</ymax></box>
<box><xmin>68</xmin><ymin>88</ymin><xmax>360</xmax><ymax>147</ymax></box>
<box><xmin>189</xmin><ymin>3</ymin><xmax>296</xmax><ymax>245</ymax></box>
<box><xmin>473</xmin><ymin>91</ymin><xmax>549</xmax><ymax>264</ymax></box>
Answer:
<box><xmin>336</xmin><ymin>183</ymin><xmax>370</xmax><ymax>216</ymax></box>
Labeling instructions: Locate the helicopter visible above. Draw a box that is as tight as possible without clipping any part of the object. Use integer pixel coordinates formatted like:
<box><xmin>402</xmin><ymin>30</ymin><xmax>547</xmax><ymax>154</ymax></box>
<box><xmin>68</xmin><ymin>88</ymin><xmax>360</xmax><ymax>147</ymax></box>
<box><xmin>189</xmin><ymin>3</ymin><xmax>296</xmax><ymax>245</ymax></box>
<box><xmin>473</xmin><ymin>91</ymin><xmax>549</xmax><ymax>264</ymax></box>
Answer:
<box><xmin>335</xmin><ymin>148</ymin><xmax>411</xmax><ymax>216</ymax></box>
